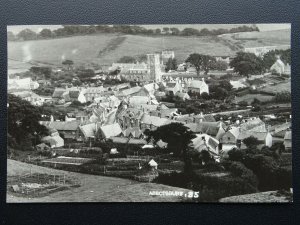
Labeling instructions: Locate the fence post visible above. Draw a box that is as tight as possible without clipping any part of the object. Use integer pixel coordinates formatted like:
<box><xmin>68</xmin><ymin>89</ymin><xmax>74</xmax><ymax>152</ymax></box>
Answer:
<box><xmin>64</xmin><ymin>174</ymin><xmax>66</xmax><ymax>185</ymax></box>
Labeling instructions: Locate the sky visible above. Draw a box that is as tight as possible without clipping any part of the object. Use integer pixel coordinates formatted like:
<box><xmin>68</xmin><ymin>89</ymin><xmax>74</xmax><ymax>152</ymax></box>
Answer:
<box><xmin>7</xmin><ymin>24</ymin><xmax>291</xmax><ymax>34</ymax></box>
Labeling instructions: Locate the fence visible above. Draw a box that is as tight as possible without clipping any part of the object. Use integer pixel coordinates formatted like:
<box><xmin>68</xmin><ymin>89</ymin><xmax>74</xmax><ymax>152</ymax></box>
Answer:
<box><xmin>8</xmin><ymin>172</ymin><xmax>80</xmax><ymax>197</ymax></box>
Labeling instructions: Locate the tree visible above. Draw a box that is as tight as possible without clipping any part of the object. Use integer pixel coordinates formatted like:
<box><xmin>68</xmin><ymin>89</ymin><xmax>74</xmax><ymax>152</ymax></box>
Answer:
<box><xmin>199</xmin><ymin>28</ymin><xmax>211</xmax><ymax>36</ymax></box>
<box><xmin>219</xmin><ymin>80</ymin><xmax>233</xmax><ymax>92</ymax></box>
<box><xmin>243</xmin><ymin>136</ymin><xmax>260</xmax><ymax>149</ymax></box>
<box><xmin>39</xmin><ymin>29</ymin><xmax>52</xmax><ymax>38</ymax></box>
<box><xmin>77</xmin><ymin>69</ymin><xmax>95</xmax><ymax>81</ymax></box>
<box><xmin>7</xmin><ymin>94</ymin><xmax>48</xmax><ymax>149</ymax></box>
<box><xmin>62</xmin><ymin>59</ymin><xmax>74</xmax><ymax>70</ymax></box>
<box><xmin>211</xmin><ymin>60</ymin><xmax>228</xmax><ymax>71</ymax></box>
<box><xmin>170</xmin><ymin>27</ymin><xmax>180</xmax><ymax>35</ymax></box>
<box><xmin>7</xmin><ymin>31</ymin><xmax>16</xmax><ymax>41</ymax></box>
<box><xmin>181</xmin><ymin>28</ymin><xmax>200</xmax><ymax>36</ymax></box>
<box><xmin>229</xmin><ymin>52</ymin><xmax>264</xmax><ymax>78</ymax></box>
<box><xmin>165</xmin><ymin>58</ymin><xmax>178</xmax><ymax>72</ymax></box>
<box><xmin>213</xmin><ymin>87</ymin><xmax>228</xmax><ymax>100</ymax></box>
<box><xmin>263</xmin><ymin>49</ymin><xmax>291</xmax><ymax>70</ymax></box>
<box><xmin>163</xmin><ymin>27</ymin><xmax>170</xmax><ymax>34</ymax></box>
<box><xmin>117</xmin><ymin>56</ymin><xmax>136</xmax><ymax>63</ymax></box>
<box><xmin>30</xmin><ymin>66</ymin><xmax>52</xmax><ymax>79</ymax></box>
<box><xmin>185</xmin><ymin>53</ymin><xmax>216</xmax><ymax>76</ymax></box>
<box><xmin>155</xmin><ymin>28</ymin><xmax>161</xmax><ymax>34</ymax></box>
<box><xmin>274</xmin><ymin>91</ymin><xmax>291</xmax><ymax>103</ymax></box>
<box><xmin>17</xmin><ymin>29</ymin><xmax>37</xmax><ymax>41</ymax></box>
<box><xmin>145</xmin><ymin>123</ymin><xmax>196</xmax><ymax>173</ymax></box>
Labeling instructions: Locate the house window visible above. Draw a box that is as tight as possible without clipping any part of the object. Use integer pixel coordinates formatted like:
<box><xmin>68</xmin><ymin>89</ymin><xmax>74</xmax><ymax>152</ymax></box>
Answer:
<box><xmin>228</xmin><ymin>137</ymin><xmax>230</xmax><ymax>141</ymax></box>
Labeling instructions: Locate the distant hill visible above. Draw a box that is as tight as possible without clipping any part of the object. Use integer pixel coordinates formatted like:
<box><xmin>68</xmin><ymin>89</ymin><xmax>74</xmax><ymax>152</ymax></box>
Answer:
<box><xmin>8</xmin><ymin>29</ymin><xmax>291</xmax><ymax>71</ymax></box>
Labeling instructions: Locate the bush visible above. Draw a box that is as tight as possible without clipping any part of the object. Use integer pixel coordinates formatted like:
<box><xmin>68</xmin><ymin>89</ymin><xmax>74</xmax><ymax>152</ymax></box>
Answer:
<box><xmin>228</xmin><ymin>149</ymin><xmax>246</xmax><ymax>162</ymax></box>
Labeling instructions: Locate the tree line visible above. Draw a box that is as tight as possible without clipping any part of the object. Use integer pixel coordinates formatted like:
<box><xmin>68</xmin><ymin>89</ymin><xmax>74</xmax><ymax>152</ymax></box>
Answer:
<box><xmin>7</xmin><ymin>25</ymin><xmax>259</xmax><ymax>41</ymax></box>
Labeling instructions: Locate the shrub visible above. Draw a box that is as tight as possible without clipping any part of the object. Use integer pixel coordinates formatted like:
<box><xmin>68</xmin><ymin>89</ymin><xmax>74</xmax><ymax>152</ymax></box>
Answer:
<box><xmin>228</xmin><ymin>148</ymin><xmax>246</xmax><ymax>162</ymax></box>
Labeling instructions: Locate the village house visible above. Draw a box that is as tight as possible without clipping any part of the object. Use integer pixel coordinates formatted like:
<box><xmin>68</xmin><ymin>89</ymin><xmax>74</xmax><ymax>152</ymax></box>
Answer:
<box><xmin>175</xmin><ymin>92</ymin><xmax>190</xmax><ymax>101</ymax></box>
<box><xmin>149</xmin><ymin>107</ymin><xmax>177</xmax><ymax>119</ymax></box>
<box><xmin>99</xmin><ymin>123</ymin><xmax>122</xmax><ymax>140</ymax></box>
<box><xmin>270</xmin><ymin>122</ymin><xmax>291</xmax><ymax>138</ymax></box>
<box><xmin>190</xmin><ymin>134</ymin><xmax>220</xmax><ymax>158</ymax></box>
<box><xmin>79</xmin><ymin>122</ymin><xmax>101</xmax><ymax>142</ymax></box>
<box><xmin>240</xmin><ymin>117</ymin><xmax>267</xmax><ymax>132</ymax></box>
<box><xmin>143</xmin><ymin>82</ymin><xmax>159</xmax><ymax>95</ymax></box>
<box><xmin>121</xmin><ymin>127</ymin><xmax>144</xmax><ymax>139</ymax></box>
<box><xmin>237</xmin><ymin>131</ymin><xmax>273</xmax><ymax>149</ymax></box>
<box><xmin>219</xmin><ymin>127</ymin><xmax>240</xmax><ymax>154</ymax></box>
<box><xmin>185</xmin><ymin>121</ymin><xmax>226</xmax><ymax>140</ymax></box>
<box><xmin>36</xmin><ymin>143</ymin><xmax>51</xmax><ymax>151</ymax></box>
<box><xmin>116</xmin><ymin>86</ymin><xmax>149</xmax><ymax>97</ymax></box>
<box><xmin>12</xmin><ymin>91</ymin><xmax>44</xmax><ymax>106</ymax></box>
<box><xmin>116</xmin><ymin>106</ymin><xmax>145</xmax><ymax>129</ymax></box>
<box><xmin>41</xmin><ymin>132</ymin><xmax>65</xmax><ymax>148</ymax></box>
<box><xmin>187</xmin><ymin>78</ymin><xmax>209</xmax><ymax>95</ymax></box>
<box><xmin>165</xmin><ymin>81</ymin><xmax>182</xmax><ymax>95</ymax></box>
<box><xmin>37</xmin><ymin>79</ymin><xmax>51</xmax><ymax>87</ymax></box>
<box><xmin>40</xmin><ymin>120</ymin><xmax>81</xmax><ymax>143</ymax></box>
<box><xmin>84</xmin><ymin>86</ymin><xmax>107</xmax><ymax>102</ymax></box>
<box><xmin>283</xmin><ymin>130</ymin><xmax>292</xmax><ymax>151</ymax></box>
<box><xmin>8</xmin><ymin>77</ymin><xmax>39</xmax><ymax>91</ymax></box>
<box><xmin>140</xmin><ymin>114</ymin><xmax>171</xmax><ymax>131</ymax></box>
<box><xmin>52</xmin><ymin>88</ymin><xmax>66</xmax><ymax>102</ymax></box>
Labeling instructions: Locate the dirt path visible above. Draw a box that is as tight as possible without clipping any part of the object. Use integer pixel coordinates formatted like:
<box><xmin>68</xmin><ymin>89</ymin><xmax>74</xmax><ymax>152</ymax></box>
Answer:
<box><xmin>7</xmin><ymin>160</ymin><xmax>190</xmax><ymax>202</ymax></box>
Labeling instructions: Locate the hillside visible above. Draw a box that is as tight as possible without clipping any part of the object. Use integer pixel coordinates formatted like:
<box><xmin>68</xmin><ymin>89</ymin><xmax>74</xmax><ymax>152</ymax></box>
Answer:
<box><xmin>7</xmin><ymin>159</ymin><xmax>190</xmax><ymax>202</ymax></box>
<box><xmin>8</xmin><ymin>29</ymin><xmax>291</xmax><ymax>72</ymax></box>
<box><xmin>219</xmin><ymin>29</ymin><xmax>291</xmax><ymax>49</ymax></box>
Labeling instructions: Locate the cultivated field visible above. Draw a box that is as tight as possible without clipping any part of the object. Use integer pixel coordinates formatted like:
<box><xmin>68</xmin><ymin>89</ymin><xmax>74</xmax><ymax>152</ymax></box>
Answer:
<box><xmin>8</xmin><ymin>29</ymin><xmax>291</xmax><ymax>70</ymax></box>
<box><xmin>7</xmin><ymin>160</ymin><xmax>191</xmax><ymax>202</ymax></box>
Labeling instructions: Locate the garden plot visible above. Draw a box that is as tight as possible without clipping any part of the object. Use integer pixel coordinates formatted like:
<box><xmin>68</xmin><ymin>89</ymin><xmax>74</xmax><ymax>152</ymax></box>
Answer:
<box><xmin>42</xmin><ymin>156</ymin><xmax>94</xmax><ymax>166</ymax></box>
<box><xmin>7</xmin><ymin>173</ymin><xmax>80</xmax><ymax>198</ymax></box>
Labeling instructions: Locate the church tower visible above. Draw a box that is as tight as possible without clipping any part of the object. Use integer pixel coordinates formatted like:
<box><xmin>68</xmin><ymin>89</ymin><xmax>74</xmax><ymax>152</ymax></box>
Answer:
<box><xmin>147</xmin><ymin>54</ymin><xmax>162</xmax><ymax>82</ymax></box>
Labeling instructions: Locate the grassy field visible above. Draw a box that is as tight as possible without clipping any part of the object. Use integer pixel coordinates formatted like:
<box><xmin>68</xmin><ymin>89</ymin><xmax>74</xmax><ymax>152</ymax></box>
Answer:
<box><xmin>8</xmin><ymin>29</ymin><xmax>290</xmax><ymax>70</ymax></box>
<box><xmin>220</xmin><ymin>29</ymin><xmax>291</xmax><ymax>48</ymax></box>
<box><xmin>261</xmin><ymin>81</ymin><xmax>291</xmax><ymax>93</ymax></box>
<box><xmin>236</xmin><ymin>94</ymin><xmax>274</xmax><ymax>104</ymax></box>
<box><xmin>7</xmin><ymin>159</ymin><xmax>191</xmax><ymax>202</ymax></box>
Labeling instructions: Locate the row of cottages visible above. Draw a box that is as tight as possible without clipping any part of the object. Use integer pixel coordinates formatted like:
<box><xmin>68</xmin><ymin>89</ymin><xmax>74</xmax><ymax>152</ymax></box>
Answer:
<box><xmin>40</xmin><ymin>120</ymin><xmax>82</xmax><ymax>143</ymax></box>
<box><xmin>52</xmin><ymin>86</ymin><xmax>115</xmax><ymax>104</ymax></box>
<box><xmin>116</xmin><ymin>105</ymin><xmax>171</xmax><ymax>131</ymax></box>
<box><xmin>8</xmin><ymin>77</ymin><xmax>39</xmax><ymax>92</ymax></box>
<box><xmin>174</xmin><ymin>112</ymin><xmax>216</xmax><ymax>124</ymax></box>
<box><xmin>116</xmin><ymin>86</ymin><xmax>149</xmax><ymax>98</ymax></box>
<box><xmin>12</xmin><ymin>91</ymin><xmax>45</xmax><ymax>106</ymax></box>
<box><xmin>163</xmin><ymin>78</ymin><xmax>209</xmax><ymax>97</ymax></box>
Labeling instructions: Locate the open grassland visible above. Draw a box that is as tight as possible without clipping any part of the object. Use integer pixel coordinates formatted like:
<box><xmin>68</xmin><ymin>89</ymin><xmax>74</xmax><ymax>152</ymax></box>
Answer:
<box><xmin>220</xmin><ymin>29</ymin><xmax>291</xmax><ymax>49</ymax></box>
<box><xmin>7</xmin><ymin>159</ymin><xmax>190</xmax><ymax>202</ymax></box>
<box><xmin>261</xmin><ymin>81</ymin><xmax>291</xmax><ymax>93</ymax></box>
<box><xmin>8</xmin><ymin>29</ymin><xmax>290</xmax><ymax>70</ymax></box>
